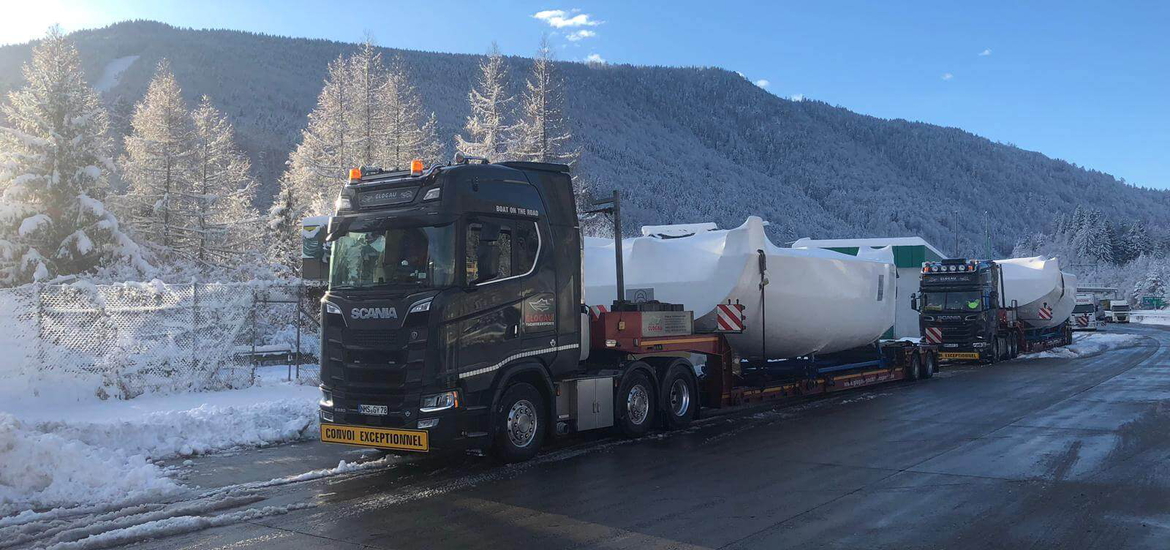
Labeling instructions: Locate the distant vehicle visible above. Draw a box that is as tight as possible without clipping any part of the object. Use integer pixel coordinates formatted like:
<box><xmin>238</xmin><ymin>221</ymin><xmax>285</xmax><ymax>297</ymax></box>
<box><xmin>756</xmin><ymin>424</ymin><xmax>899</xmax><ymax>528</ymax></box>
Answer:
<box><xmin>1070</xmin><ymin>294</ymin><xmax>1099</xmax><ymax>331</ymax></box>
<box><xmin>1107</xmin><ymin>302</ymin><xmax>1131</xmax><ymax>323</ymax></box>
<box><xmin>914</xmin><ymin>258</ymin><xmax>1074</xmax><ymax>364</ymax></box>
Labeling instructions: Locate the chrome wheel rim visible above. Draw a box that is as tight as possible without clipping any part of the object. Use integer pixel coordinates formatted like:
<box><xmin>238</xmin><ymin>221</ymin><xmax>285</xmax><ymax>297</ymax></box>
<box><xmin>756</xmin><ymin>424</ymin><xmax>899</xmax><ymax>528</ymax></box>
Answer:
<box><xmin>669</xmin><ymin>378</ymin><xmax>690</xmax><ymax>417</ymax></box>
<box><xmin>507</xmin><ymin>399</ymin><xmax>537</xmax><ymax>448</ymax></box>
<box><xmin>628</xmin><ymin>384</ymin><xmax>650</xmax><ymax>425</ymax></box>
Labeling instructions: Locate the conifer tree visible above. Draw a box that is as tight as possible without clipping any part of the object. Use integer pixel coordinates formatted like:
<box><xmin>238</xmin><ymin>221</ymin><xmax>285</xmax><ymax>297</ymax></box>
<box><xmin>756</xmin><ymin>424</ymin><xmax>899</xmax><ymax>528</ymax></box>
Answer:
<box><xmin>455</xmin><ymin>43</ymin><xmax>514</xmax><ymax>160</ymax></box>
<box><xmin>0</xmin><ymin>27</ymin><xmax>147</xmax><ymax>284</ymax></box>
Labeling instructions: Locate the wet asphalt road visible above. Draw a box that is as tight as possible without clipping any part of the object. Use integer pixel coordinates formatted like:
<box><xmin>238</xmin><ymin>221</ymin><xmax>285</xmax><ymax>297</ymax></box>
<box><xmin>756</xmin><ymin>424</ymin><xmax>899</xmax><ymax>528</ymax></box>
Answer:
<box><xmin>137</xmin><ymin>324</ymin><xmax>1170</xmax><ymax>550</ymax></box>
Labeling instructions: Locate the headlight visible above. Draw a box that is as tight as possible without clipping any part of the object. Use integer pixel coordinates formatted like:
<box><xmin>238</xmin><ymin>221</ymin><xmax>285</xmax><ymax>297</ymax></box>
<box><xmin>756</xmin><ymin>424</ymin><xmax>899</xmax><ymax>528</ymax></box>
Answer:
<box><xmin>422</xmin><ymin>187</ymin><xmax>441</xmax><ymax>201</ymax></box>
<box><xmin>319</xmin><ymin>389</ymin><xmax>333</xmax><ymax>407</ymax></box>
<box><xmin>335</xmin><ymin>193</ymin><xmax>353</xmax><ymax>211</ymax></box>
<box><xmin>420</xmin><ymin>390</ymin><xmax>459</xmax><ymax>413</ymax></box>
<box><xmin>409</xmin><ymin>299</ymin><xmax>431</xmax><ymax>314</ymax></box>
<box><xmin>324</xmin><ymin>301</ymin><xmax>342</xmax><ymax>315</ymax></box>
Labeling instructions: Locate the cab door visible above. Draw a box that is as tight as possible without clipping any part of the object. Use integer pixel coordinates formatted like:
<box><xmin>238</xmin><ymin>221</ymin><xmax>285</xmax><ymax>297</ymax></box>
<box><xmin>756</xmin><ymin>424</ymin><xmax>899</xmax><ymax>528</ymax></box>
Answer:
<box><xmin>454</xmin><ymin>216</ymin><xmax>554</xmax><ymax>387</ymax></box>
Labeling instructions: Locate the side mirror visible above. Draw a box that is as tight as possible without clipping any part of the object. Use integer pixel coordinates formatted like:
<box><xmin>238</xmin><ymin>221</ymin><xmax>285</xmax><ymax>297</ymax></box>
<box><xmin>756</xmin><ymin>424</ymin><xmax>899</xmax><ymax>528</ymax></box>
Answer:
<box><xmin>910</xmin><ymin>293</ymin><xmax>918</xmax><ymax>312</ymax></box>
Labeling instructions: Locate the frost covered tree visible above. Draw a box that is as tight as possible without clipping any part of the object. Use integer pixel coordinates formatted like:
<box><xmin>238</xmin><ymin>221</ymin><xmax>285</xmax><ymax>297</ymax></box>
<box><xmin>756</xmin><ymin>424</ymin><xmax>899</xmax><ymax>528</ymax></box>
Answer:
<box><xmin>382</xmin><ymin>55</ymin><xmax>441</xmax><ymax>169</ymax></box>
<box><xmin>455</xmin><ymin>43</ymin><xmax>514</xmax><ymax>160</ymax></box>
<box><xmin>0</xmin><ymin>27</ymin><xmax>147</xmax><ymax>284</ymax></box>
<box><xmin>271</xmin><ymin>45</ymin><xmax>441</xmax><ymax>269</ymax></box>
<box><xmin>512</xmin><ymin>36</ymin><xmax>574</xmax><ymax>164</ymax></box>
<box><xmin>188</xmin><ymin>96</ymin><xmax>261</xmax><ymax>268</ymax></box>
<box><xmin>119</xmin><ymin>60</ymin><xmax>196</xmax><ymax>255</ymax></box>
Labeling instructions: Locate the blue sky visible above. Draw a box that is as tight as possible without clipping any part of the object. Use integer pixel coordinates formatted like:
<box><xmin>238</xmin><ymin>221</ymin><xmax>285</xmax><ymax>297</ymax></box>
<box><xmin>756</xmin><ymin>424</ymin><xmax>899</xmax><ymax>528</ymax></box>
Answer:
<box><xmin>2</xmin><ymin>0</ymin><xmax>1167</xmax><ymax>189</ymax></box>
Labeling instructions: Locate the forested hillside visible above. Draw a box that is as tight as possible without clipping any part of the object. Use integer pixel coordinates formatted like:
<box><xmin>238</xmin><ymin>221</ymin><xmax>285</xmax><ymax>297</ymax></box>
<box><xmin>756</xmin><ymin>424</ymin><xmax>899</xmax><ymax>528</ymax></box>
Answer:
<box><xmin>2</xmin><ymin>20</ymin><xmax>1167</xmax><ymax>256</ymax></box>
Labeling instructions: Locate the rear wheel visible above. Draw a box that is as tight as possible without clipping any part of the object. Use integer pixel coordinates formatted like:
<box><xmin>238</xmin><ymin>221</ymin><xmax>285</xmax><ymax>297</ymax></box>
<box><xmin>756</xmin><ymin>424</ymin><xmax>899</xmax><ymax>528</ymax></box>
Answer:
<box><xmin>988</xmin><ymin>338</ymin><xmax>1001</xmax><ymax>364</ymax></box>
<box><xmin>491</xmin><ymin>382</ymin><xmax>545</xmax><ymax>463</ymax></box>
<box><xmin>660</xmin><ymin>362</ymin><xmax>697</xmax><ymax>430</ymax></box>
<box><xmin>616</xmin><ymin>368</ymin><xmax>656</xmax><ymax>437</ymax></box>
<box><xmin>921</xmin><ymin>351</ymin><xmax>936</xmax><ymax>379</ymax></box>
<box><xmin>907</xmin><ymin>353</ymin><xmax>922</xmax><ymax>381</ymax></box>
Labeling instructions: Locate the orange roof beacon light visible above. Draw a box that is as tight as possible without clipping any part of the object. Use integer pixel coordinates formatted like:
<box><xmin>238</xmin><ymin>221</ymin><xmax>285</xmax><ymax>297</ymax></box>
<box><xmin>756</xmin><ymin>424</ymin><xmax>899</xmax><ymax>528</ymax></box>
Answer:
<box><xmin>348</xmin><ymin>168</ymin><xmax>362</xmax><ymax>182</ymax></box>
<box><xmin>410</xmin><ymin>159</ymin><xmax>424</xmax><ymax>176</ymax></box>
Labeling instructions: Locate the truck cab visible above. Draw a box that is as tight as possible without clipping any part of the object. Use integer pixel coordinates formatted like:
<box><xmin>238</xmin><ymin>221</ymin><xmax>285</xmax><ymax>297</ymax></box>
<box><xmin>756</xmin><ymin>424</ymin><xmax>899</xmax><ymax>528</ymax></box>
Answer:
<box><xmin>1070</xmin><ymin>294</ymin><xmax>1099</xmax><ymax>331</ymax></box>
<box><xmin>1109</xmin><ymin>302</ymin><xmax>1131</xmax><ymax>323</ymax></box>
<box><xmin>317</xmin><ymin>160</ymin><xmax>585</xmax><ymax>460</ymax></box>
<box><xmin>915</xmin><ymin>258</ymin><xmax>1018</xmax><ymax>362</ymax></box>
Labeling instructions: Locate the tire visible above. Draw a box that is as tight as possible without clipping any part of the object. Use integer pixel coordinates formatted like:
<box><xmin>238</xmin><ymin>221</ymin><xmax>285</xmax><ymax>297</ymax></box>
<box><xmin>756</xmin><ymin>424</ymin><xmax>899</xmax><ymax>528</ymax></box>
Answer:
<box><xmin>660</xmin><ymin>362</ymin><xmax>697</xmax><ymax>430</ymax></box>
<box><xmin>988</xmin><ymin>338</ymin><xmax>1000</xmax><ymax>364</ymax></box>
<box><xmin>615</xmin><ymin>368</ymin><xmax>656</xmax><ymax>437</ymax></box>
<box><xmin>921</xmin><ymin>351</ymin><xmax>935</xmax><ymax>379</ymax></box>
<box><xmin>490</xmin><ymin>382</ymin><xmax>545</xmax><ymax>463</ymax></box>
<box><xmin>907</xmin><ymin>353</ymin><xmax>921</xmax><ymax>381</ymax></box>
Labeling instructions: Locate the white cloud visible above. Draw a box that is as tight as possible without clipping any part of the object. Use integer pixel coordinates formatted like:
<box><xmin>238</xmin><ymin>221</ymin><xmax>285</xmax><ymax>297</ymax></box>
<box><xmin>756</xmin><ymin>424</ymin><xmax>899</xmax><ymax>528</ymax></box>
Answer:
<box><xmin>790</xmin><ymin>94</ymin><xmax>804</xmax><ymax>102</ymax></box>
<box><xmin>754</xmin><ymin>79</ymin><xmax>770</xmax><ymax>88</ymax></box>
<box><xmin>585</xmin><ymin>53</ymin><xmax>606</xmax><ymax>64</ymax></box>
<box><xmin>979</xmin><ymin>48</ymin><xmax>992</xmax><ymax>56</ymax></box>
<box><xmin>566</xmin><ymin>29</ymin><xmax>596</xmax><ymax>41</ymax></box>
<box><xmin>533</xmin><ymin>9</ymin><xmax>602</xmax><ymax>28</ymax></box>
<box><xmin>941</xmin><ymin>73</ymin><xmax>954</xmax><ymax>81</ymax></box>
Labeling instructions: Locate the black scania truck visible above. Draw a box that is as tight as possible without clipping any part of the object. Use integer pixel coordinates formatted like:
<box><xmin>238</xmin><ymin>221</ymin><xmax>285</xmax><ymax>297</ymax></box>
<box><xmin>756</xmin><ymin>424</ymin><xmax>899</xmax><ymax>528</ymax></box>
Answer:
<box><xmin>315</xmin><ymin>159</ymin><xmax>937</xmax><ymax>462</ymax></box>
<box><xmin>915</xmin><ymin>259</ymin><xmax>1019</xmax><ymax>363</ymax></box>
<box><xmin>914</xmin><ymin>258</ymin><xmax>1069</xmax><ymax>363</ymax></box>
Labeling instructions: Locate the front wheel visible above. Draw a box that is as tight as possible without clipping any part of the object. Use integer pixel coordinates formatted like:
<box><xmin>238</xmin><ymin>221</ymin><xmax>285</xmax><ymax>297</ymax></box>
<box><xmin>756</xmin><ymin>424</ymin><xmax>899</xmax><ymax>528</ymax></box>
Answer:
<box><xmin>491</xmin><ymin>382</ymin><xmax>545</xmax><ymax>463</ymax></box>
<box><xmin>616</xmin><ymin>368</ymin><xmax>656</xmax><ymax>437</ymax></box>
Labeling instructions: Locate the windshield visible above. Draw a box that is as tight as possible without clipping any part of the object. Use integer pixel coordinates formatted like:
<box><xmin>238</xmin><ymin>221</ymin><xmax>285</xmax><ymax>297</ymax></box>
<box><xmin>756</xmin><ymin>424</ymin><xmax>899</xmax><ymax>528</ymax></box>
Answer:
<box><xmin>923</xmin><ymin>291</ymin><xmax>983</xmax><ymax>312</ymax></box>
<box><xmin>1073</xmin><ymin>304</ymin><xmax>1095</xmax><ymax>313</ymax></box>
<box><xmin>1113</xmin><ymin>304</ymin><xmax>1130</xmax><ymax>311</ymax></box>
<box><xmin>329</xmin><ymin>225</ymin><xmax>455</xmax><ymax>290</ymax></box>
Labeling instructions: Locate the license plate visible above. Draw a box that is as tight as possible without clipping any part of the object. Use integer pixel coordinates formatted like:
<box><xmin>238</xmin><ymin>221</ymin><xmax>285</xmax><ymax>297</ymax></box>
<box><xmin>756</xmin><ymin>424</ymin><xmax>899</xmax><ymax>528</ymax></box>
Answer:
<box><xmin>359</xmin><ymin>404</ymin><xmax>389</xmax><ymax>416</ymax></box>
<box><xmin>320</xmin><ymin>424</ymin><xmax>429</xmax><ymax>452</ymax></box>
<box><xmin>940</xmin><ymin>352</ymin><xmax>981</xmax><ymax>360</ymax></box>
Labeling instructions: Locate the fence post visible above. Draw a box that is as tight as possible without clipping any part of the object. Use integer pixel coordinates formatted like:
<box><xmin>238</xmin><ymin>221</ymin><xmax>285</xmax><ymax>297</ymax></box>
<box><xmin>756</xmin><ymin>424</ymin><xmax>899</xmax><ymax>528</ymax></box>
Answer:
<box><xmin>35</xmin><ymin>282</ymin><xmax>44</xmax><ymax>371</ymax></box>
<box><xmin>192</xmin><ymin>282</ymin><xmax>200</xmax><ymax>377</ymax></box>
<box><xmin>295</xmin><ymin>282</ymin><xmax>302</xmax><ymax>381</ymax></box>
<box><xmin>251</xmin><ymin>287</ymin><xmax>258</xmax><ymax>385</ymax></box>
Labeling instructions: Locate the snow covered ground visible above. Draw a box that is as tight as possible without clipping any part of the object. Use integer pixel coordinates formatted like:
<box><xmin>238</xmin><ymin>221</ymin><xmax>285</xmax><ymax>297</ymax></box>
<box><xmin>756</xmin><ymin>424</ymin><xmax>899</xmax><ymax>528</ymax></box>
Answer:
<box><xmin>1130</xmin><ymin>310</ymin><xmax>1170</xmax><ymax>326</ymax></box>
<box><xmin>1020</xmin><ymin>331</ymin><xmax>1146</xmax><ymax>360</ymax></box>
<box><xmin>0</xmin><ymin>367</ymin><xmax>320</xmax><ymax>519</ymax></box>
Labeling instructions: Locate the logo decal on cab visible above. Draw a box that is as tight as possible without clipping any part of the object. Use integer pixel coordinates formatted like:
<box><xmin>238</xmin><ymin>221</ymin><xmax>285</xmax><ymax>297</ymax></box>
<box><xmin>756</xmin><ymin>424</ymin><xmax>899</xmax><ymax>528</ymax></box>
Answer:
<box><xmin>351</xmin><ymin>307</ymin><xmax>398</xmax><ymax>320</ymax></box>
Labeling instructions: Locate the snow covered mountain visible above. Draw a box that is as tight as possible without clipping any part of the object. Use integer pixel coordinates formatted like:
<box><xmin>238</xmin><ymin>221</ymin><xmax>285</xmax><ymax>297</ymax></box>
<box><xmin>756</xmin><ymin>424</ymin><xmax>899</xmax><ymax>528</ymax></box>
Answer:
<box><xmin>1</xmin><ymin>20</ymin><xmax>1167</xmax><ymax>256</ymax></box>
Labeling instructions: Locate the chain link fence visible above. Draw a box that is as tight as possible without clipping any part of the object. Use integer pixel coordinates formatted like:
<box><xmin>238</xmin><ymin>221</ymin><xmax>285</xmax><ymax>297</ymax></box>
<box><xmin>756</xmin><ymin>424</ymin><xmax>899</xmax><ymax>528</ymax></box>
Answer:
<box><xmin>0</xmin><ymin>281</ymin><xmax>320</xmax><ymax>400</ymax></box>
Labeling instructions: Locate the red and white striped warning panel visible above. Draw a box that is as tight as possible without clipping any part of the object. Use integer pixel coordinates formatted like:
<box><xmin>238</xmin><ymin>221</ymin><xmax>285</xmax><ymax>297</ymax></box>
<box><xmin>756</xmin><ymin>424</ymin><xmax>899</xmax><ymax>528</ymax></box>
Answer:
<box><xmin>1076</xmin><ymin>315</ymin><xmax>1090</xmax><ymax>327</ymax></box>
<box><xmin>588</xmin><ymin>304</ymin><xmax>608</xmax><ymax>320</ymax></box>
<box><xmin>1038</xmin><ymin>306</ymin><xmax>1053</xmax><ymax>320</ymax></box>
<box><xmin>922</xmin><ymin>327</ymin><xmax>943</xmax><ymax>344</ymax></box>
<box><xmin>714</xmin><ymin>303</ymin><xmax>745</xmax><ymax>332</ymax></box>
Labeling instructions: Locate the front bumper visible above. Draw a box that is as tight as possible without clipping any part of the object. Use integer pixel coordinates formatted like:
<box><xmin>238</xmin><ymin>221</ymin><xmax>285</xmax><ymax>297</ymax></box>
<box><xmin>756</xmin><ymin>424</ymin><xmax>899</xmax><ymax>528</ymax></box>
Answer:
<box><xmin>318</xmin><ymin>387</ymin><xmax>489</xmax><ymax>453</ymax></box>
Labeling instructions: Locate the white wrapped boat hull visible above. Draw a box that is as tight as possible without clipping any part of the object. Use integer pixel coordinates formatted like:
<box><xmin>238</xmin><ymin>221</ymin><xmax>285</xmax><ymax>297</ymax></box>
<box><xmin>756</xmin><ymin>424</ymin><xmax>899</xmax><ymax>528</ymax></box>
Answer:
<box><xmin>584</xmin><ymin>217</ymin><xmax>896</xmax><ymax>360</ymax></box>
<box><xmin>998</xmin><ymin>257</ymin><xmax>1077</xmax><ymax>329</ymax></box>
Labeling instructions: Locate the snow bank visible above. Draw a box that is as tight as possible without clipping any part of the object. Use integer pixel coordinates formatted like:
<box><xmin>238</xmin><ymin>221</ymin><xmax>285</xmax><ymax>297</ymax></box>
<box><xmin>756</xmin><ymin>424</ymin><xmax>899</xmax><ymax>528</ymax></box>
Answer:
<box><xmin>0</xmin><ymin>382</ymin><xmax>319</xmax><ymax>517</ymax></box>
<box><xmin>1131</xmin><ymin>310</ymin><xmax>1170</xmax><ymax>326</ymax></box>
<box><xmin>1020</xmin><ymin>332</ymin><xmax>1146</xmax><ymax>360</ymax></box>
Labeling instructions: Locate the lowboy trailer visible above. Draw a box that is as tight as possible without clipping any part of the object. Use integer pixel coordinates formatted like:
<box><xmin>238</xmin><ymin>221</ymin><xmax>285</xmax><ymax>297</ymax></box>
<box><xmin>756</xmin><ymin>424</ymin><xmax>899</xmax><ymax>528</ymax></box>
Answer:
<box><xmin>315</xmin><ymin>159</ymin><xmax>938</xmax><ymax>462</ymax></box>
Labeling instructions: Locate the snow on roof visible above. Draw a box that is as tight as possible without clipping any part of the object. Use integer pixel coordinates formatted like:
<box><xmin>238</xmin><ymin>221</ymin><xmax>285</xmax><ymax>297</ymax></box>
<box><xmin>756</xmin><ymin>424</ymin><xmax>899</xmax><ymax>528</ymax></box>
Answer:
<box><xmin>790</xmin><ymin>236</ymin><xmax>947</xmax><ymax>259</ymax></box>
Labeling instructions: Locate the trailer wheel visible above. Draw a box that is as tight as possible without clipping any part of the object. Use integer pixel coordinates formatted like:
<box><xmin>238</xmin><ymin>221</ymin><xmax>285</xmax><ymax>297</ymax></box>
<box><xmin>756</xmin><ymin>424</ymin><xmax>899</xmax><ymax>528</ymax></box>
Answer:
<box><xmin>1009</xmin><ymin>337</ymin><xmax>1019</xmax><ymax>359</ymax></box>
<box><xmin>660</xmin><ymin>362</ymin><xmax>697</xmax><ymax>430</ymax></box>
<box><xmin>490</xmin><ymin>382</ymin><xmax>545</xmax><ymax>463</ymax></box>
<box><xmin>616</xmin><ymin>368</ymin><xmax>656</xmax><ymax>437</ymax></box>
<box><xmin>907</xmin><ymin>353</ymin><xmax>921</xmax><ymax>381</ymax></box>
<box><xmin>921</xmin><ymin>351</ymin><xmax>935</xmax><ymax>379</ymax></box>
